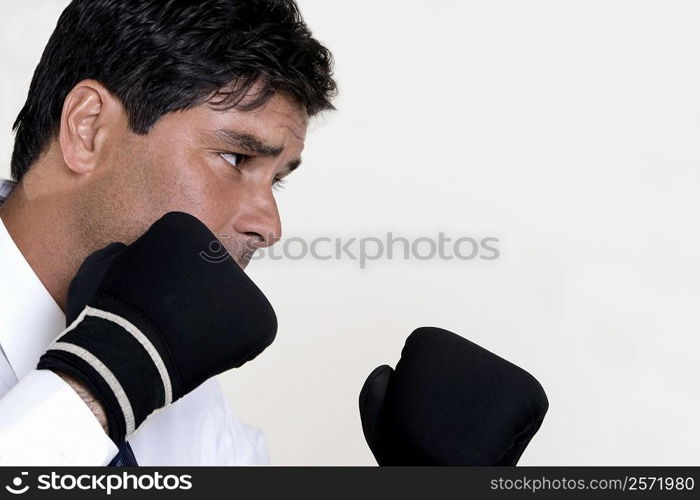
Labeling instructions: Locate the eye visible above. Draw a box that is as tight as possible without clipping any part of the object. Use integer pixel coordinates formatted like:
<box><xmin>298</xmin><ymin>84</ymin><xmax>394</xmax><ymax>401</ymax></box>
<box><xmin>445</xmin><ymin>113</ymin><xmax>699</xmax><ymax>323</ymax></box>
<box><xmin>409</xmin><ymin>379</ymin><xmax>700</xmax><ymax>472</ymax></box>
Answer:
<box><xmin>220</xmin><ymin>152</ymin><xmax>248</xmax><ymax>169</ymax></box>
<box><xmin>272</xmin><ymin>177</ymin><xmax>287</xmax><ymax>191</ymax></box>
<box><xmin>221</xmin><ymin>152</ymin><xmax>288</xmax><ymax>190</ymax></box>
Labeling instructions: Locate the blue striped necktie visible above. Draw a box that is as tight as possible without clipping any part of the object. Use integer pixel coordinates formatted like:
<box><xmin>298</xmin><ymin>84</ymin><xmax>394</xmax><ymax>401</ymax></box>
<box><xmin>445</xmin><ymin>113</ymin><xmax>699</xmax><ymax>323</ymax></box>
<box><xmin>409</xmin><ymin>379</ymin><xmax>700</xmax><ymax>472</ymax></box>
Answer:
<box><xmin>109</xmin><ymin>441</ymin><xmax>138</xmax><ymax>466</ymax></box>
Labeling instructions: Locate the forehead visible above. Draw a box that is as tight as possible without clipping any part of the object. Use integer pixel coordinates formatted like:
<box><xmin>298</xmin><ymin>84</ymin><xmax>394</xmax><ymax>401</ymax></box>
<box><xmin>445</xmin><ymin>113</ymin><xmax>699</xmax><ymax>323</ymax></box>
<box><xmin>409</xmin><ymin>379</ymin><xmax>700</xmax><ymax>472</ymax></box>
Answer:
<box><xmin>153</xmin><ymin>91</ymin><xmax>309</xmax><ymax>146</ymax></box>
<box><xmin>238</xmin><ymin>92</ymin><xmax>309</xmax><ymax>141</ymax></box>
<box><xmin>208</xmin><ymin>92</ymin><xmax>308</xmax><ymax>142</ymax></box>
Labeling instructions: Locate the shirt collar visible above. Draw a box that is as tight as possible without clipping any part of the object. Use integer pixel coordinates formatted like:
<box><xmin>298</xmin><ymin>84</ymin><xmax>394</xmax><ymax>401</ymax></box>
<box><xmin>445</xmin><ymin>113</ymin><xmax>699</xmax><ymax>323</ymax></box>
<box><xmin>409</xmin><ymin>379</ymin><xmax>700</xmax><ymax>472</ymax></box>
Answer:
<box><xmin>0</xmin><ymin>180</ymin><xmax>66</xmax><ymax>381</ymax></box>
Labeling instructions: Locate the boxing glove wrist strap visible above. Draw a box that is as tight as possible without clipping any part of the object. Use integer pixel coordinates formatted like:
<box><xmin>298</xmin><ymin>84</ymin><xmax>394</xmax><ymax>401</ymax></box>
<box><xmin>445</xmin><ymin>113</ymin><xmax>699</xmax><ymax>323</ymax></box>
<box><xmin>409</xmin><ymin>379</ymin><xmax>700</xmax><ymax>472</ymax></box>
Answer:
<box><xmin>38</xmin><ymin>295</ymin><xmax>180</xmax><ymax>445</ymax></box>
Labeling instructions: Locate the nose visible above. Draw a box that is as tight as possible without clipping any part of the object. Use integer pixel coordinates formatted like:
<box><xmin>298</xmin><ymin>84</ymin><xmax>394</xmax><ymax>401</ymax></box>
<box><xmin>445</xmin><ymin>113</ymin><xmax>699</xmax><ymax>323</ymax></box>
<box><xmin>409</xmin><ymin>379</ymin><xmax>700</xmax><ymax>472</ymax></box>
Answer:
<box><xmin>232</xmin><ymin>187</ymin><xmax>282</xmax><ymax>251</ymax></box>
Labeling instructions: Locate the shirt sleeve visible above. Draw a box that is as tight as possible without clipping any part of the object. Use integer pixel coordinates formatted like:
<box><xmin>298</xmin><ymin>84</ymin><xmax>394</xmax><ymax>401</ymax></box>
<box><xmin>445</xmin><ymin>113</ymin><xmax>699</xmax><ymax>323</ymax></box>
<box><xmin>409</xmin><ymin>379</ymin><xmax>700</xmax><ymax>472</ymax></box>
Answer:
<box><xmin>237</xmin><ymin>420</ymin><xmax>271</xmax><ymax>465</ymax></box>
<box><xmin>0</xmin><ymin>369</ymin><xmax>119</xmax><ymax>465</ymax></box>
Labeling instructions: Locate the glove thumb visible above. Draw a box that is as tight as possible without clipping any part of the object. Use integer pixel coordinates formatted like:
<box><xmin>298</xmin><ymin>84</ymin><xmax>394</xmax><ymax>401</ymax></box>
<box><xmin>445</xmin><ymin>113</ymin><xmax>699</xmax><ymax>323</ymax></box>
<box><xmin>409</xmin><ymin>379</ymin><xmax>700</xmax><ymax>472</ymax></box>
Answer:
<box><xmin>359</xmin><ymin>364</ymin><xmax>394</xmax><ymax>465</ymax></box>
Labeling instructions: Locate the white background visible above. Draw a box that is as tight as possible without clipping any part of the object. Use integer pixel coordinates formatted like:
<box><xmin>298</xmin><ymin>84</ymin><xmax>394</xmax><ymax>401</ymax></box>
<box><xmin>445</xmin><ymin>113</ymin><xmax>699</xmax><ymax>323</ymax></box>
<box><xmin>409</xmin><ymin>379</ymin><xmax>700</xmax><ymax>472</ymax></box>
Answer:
<box><xmin>2</xmin><ymin>1</ymin><xmax>699</xmax><ymax>465</ymax></box>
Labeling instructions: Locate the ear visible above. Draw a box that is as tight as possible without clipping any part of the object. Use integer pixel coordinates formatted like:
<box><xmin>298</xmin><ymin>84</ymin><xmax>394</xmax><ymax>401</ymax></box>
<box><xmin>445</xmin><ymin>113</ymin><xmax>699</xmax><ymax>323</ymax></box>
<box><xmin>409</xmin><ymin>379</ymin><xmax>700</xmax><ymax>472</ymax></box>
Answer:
<box><xmin>59</xmin><ymin>79</ymin><xmax>126</xmax><ymax>176</ymax></box>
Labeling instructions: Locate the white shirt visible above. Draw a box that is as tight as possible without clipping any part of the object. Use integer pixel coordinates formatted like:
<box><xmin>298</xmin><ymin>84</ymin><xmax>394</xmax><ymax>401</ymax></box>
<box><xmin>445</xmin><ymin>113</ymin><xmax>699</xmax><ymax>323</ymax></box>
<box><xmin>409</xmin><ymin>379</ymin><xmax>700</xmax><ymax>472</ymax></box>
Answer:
<box><xmin>0</xmin><ymin>179</ymin><xmax>270</xmax><ymax>465</ymax></box>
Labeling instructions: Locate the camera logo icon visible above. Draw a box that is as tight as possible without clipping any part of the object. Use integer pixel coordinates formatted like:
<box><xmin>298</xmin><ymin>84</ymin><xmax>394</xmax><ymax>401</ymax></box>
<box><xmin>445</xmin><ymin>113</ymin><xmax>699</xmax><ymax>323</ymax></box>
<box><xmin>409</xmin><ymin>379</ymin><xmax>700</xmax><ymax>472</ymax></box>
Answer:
<box><xmin>199</xmin><ymin>234</ymin><xmax>232</xmax><ymax>264</ymax></box>
<box><xmin>5</xmin><ymin>472</ymin><xmax>29</xmax><ymax>495</ymax></box>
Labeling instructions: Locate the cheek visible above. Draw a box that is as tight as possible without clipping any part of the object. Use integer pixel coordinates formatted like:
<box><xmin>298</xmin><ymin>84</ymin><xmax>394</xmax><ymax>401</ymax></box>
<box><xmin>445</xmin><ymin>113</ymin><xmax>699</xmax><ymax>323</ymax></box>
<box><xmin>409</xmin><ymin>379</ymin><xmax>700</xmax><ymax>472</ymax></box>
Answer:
<box><xmin>147</xmin><ymin>152</ymin><xmax>244</xmax><ymax>232</ymax></box>
<box><xmin>189</xmin><ymin>182</ymin><xmax>246</xmax><ymax>233</ymax></box>
<box><xmin>115</xmin><ymin>132</ymin><xmax>234</xmax><ymax>232</ymax></box>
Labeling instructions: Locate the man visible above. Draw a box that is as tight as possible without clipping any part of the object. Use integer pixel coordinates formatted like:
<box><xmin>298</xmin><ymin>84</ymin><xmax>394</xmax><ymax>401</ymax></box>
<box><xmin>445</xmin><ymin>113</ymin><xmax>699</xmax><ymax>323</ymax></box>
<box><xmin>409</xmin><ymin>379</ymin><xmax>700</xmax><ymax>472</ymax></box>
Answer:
<box><xmin>0</xmin><ymin>0</ymin><xmax>336</xmax><ymax>465</ymax></box>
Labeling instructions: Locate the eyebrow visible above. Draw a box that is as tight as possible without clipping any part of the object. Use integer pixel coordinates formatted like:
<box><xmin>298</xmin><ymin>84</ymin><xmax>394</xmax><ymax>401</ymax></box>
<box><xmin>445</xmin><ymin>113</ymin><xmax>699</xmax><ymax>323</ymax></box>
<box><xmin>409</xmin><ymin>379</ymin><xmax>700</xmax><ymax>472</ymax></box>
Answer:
<box><xmin>212</xmin><ymin>129</ymin><xmax>302</xmax><ymax>174</ymax></box>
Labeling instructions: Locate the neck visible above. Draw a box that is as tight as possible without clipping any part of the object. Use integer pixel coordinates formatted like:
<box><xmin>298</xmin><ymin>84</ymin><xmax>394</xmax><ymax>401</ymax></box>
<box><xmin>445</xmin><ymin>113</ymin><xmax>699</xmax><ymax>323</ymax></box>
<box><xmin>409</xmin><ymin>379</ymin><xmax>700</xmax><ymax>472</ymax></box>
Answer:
<box><xmin>0</xmin><ymin>182</ymin><xmax>86</xmax><ymax>313</ymax></box>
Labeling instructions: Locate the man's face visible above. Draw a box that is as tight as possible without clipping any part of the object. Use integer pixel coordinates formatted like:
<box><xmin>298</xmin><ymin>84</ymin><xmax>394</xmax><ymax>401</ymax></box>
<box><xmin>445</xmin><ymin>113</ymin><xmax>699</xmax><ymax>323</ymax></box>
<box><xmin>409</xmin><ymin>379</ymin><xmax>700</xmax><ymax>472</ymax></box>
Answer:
<box><xmin>81</xmin><ymin>90</ymin><xmax>308</xmax><ymax>269</ymax></box>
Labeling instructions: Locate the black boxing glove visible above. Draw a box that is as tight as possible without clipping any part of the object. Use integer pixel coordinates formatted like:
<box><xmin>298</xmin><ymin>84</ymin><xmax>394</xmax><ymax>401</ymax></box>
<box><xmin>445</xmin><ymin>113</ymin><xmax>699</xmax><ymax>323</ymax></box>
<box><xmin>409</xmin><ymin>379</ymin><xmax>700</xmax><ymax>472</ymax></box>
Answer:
<box><xmin>359</xmin><ymin>327</ymin><xmax>548</xmax><ymax>465</ymax></box>
<box><xmin>38</xmin><ymin>212</ymin><xmax>277</xmax><ymax>446</ymax></box>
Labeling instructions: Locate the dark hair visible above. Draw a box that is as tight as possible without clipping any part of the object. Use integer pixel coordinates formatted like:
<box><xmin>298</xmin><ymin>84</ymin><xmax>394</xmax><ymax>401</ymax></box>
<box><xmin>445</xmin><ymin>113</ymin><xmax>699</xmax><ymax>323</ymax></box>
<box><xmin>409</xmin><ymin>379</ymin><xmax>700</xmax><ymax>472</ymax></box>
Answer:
<box><xmin>10</xmin><ymin>0</ymin><xmax>337</xmax><ymax>182</ymax></box>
